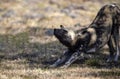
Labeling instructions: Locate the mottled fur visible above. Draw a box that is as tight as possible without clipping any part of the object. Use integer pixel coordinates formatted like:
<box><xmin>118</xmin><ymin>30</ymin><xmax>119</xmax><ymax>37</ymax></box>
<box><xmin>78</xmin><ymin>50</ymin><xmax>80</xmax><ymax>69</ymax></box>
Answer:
<box><xmin>50</xmin><ymin>4</ymin><xmax>120</xmax><ymax>68</ymax></box>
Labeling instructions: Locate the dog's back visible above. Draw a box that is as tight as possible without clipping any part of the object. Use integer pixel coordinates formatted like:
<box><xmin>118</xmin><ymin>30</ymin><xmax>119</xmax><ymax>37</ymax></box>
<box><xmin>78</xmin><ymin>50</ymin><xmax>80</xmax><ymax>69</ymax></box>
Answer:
<box><xmin>85</xmin><ymin>4</ymin><xmax>120</xmax><ymax>52</ymax></box>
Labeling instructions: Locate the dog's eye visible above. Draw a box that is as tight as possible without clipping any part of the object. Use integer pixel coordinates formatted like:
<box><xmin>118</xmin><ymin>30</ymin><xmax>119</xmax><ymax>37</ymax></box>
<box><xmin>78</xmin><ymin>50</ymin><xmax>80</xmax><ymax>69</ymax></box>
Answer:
<box><xmin>82</xmin><ymin>30</ymin><xmax>87</xmax><ymax>34</ymax></box>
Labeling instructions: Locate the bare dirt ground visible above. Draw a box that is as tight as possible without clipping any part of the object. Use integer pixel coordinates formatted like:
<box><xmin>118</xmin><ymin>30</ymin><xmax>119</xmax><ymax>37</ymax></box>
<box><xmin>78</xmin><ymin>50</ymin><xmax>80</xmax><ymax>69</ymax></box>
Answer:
<box><xmin>0</xmin><ymin>0</ymin><xmax>120</xmax><ymax>79</ymax></box>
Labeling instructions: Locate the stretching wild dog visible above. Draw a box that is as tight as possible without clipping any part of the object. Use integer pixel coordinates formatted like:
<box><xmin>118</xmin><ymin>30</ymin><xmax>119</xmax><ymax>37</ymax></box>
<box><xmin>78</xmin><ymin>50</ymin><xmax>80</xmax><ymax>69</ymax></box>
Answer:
<box><xmin>50</xmin><ymin>3</ymin><xmax>120</xmax><ymax>68</ymax></box>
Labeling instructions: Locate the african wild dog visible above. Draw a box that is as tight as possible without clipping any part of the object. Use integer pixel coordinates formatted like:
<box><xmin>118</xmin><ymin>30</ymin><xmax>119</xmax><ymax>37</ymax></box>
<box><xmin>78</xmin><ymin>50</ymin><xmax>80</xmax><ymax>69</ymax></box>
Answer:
<box><xmin>50</xmin><ymin>3</ymin><xmax>120</xmax><ymax>68</ymax></box>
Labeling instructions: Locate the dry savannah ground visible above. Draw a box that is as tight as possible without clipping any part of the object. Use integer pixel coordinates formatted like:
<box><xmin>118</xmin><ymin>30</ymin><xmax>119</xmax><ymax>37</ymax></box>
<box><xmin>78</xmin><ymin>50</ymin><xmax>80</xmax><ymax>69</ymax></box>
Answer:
<box><xmin>0</xmin><ymin>0</ymin><xmax>120</xmax><ymax>79</ymax></box>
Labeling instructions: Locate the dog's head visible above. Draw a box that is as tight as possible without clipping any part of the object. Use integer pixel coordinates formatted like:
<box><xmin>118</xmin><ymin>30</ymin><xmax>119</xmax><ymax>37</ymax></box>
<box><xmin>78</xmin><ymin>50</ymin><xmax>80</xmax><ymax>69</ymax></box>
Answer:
<box><xmin>54</xmin><ymin>25</ymin><xmax>96</xmax><ymax>52</ymax></box>
<box><xmin>54</xmin><ymin>25</ymin><xmax>76</xmax><ymax>48</ymax></box>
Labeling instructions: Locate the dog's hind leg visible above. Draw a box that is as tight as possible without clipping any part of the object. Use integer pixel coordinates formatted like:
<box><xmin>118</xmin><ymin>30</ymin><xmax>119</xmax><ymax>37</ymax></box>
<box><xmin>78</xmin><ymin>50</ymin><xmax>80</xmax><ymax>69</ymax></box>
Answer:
<box><xmin>107</xmin><ymin>35</ymin><xmax>115</xmax><ymax>62</ymax></box>
<box><xmin>113</xmin><ymin>26</ymin><xmax>120</xmax><ymax>62</ymax></box>
<box><xmin>49</xmin><ymin>50</ymin><xmax>73</xmax><ymax>68</ymax></box>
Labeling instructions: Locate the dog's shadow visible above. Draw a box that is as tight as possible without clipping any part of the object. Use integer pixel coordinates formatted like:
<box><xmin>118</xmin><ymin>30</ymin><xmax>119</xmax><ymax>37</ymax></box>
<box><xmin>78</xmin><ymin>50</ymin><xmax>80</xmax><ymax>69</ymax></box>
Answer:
<box><xmin>0</xmin><ymin>32</ymin><xmax>119</xmax><ymax>69</ymax></box>
<box><xmin>42</xmin><ymin>49</ymin><xmax>120</xmax><ymax>69</ymax></box>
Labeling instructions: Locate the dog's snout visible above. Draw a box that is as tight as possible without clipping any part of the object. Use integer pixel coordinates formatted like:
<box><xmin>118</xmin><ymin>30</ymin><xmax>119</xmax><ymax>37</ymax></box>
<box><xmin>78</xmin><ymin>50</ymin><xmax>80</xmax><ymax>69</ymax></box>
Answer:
<box><xmin>54</xmin><ymin>29</ymin><xmax>58</xmax><ymax>33</ymax></box>
<box><xmin>54</xmin><ymin>29</ymin><xmax>57</xmax><ymax>32</ymax></box>
<box><xmin>54</xmin><ymin>29</ymin><xmax>57</xmax><ymax>34</ymax></box>
<box><xmin>54</xmin><ymin>29</ymin><xmax>60</xmax><ymax>35</ymax></box>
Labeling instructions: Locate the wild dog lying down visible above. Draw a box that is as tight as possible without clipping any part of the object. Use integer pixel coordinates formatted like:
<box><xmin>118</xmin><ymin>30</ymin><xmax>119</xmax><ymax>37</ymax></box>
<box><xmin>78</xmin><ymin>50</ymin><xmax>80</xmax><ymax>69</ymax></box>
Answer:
<box><xmin>50</xmin><ymin>4</ymin><xmax>120</xmax><ymax>68</ymax></box>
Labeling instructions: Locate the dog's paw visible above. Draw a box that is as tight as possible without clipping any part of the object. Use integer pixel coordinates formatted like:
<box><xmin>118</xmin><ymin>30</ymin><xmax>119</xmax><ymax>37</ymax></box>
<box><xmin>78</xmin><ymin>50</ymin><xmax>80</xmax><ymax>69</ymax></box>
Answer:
<box><xmin>106</xmin><ymin>55</ymin><xmax>116</xmax><ymax>63</ymax></box>
<box><xmin>60</xmin><ymin>65</ymin><xmax>69</xmax><ymax>69</ymax></box>
<box><xmin>107</xmin><ymin>56</ymin><xmax>115</xmax><ymax>63</ymax></box>
<box><xmin>114</xmin><ymin>55</ymin><xmax>119</xmax><ymax>62</ymax></box>
<box><xmin>49</xmin><ymin>64</ymin><xmax>58</xmax><ymax>68</ymax></box>
<box><xmin>107</xmin><ymin>58</ymin><xmax>113</xmax><ymax>63</ymax></box>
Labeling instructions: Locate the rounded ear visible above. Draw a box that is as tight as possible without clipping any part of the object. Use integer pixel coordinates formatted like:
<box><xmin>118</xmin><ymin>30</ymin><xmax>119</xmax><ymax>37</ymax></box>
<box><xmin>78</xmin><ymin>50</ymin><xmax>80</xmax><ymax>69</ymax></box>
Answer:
<box><xmin>60</xmin><ymin>25</ymin><xmax>65</xmax><ymax>29</ymax></box>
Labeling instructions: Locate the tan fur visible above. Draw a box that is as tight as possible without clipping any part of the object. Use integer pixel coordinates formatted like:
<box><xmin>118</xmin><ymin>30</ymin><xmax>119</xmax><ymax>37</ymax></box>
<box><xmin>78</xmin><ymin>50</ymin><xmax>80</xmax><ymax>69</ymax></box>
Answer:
<box><xmin>77</xmin><ymin>32</ymin><xmax>87</xmax><ymax>39</ymax></box>
<box><xmin>68</xmin><ymin>30</ymin><xmax>75</xmax><ymax>41</ymax></box>
<box><xmin>87</xmin><ymin>28</ymin><xmax>97</xmax><ymax>46</ymax></box>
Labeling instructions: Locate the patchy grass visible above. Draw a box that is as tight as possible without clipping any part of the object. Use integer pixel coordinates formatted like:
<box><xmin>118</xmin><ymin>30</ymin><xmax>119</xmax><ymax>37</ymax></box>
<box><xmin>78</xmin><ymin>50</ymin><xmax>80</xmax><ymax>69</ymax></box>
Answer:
<box><xmin>85</xmin><ymin>59</ymin><xmax>101</xmax><ymax>67</ymax></box>
<box><xmin>99</xmin><ymin>70</ymin><xmax>120</xmax><ymax>77</ymax></box>
<box><xmin>0</xmin><ymin>32</ymin><xmax>120</xmax><ymax>79</ymax></box>
<box><xmin>0</xmin><ymin>0</ymin><xmax>120</xmax><ymax>79</ymax></box>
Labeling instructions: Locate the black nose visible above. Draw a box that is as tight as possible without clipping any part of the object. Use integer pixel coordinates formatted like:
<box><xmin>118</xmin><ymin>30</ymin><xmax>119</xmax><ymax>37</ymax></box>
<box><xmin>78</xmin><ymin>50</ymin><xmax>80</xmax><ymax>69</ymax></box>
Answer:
<box><xmin>54</xmin><ymin>29</ymin><xmax>58</xmax><ymax>35</ymax></box>
<box><xmin>54</xmin><ymin>29</ymin><xmax>57</xmax><ymax>31</ymax></box>
<box><xmin>54</xmin><ymin>29</ymin><xmax>57</xmax><ymax>33</ymax></box>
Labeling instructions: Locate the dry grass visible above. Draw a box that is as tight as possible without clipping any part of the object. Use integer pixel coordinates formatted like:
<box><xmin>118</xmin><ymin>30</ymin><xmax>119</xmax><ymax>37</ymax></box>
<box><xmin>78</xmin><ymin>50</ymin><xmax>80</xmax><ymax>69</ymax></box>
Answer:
<box><xmin>0</xmin><ymin>0</ymin><xmax>120</xmax><ymax>79</ymax></box>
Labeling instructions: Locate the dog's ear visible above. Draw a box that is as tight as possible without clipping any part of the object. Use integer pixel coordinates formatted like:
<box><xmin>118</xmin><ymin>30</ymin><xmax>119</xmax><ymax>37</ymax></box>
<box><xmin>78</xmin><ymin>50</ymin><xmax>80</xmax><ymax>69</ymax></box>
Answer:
<box><xmin>60</xmin><ymin>25</ymin><xmax>65</xmax><ymax>29</ymax></box>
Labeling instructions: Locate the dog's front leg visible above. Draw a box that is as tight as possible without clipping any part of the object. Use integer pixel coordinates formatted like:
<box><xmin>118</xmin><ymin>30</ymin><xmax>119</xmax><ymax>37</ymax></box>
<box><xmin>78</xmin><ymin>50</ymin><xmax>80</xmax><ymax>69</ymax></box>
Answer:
<box><xmin>49</xmin><ymin>50</ymin><xmax>73</xmax><ymax>68</ymax></box>
<box><xmin>61</xmin><ymin>50</ymin><xmax>82</xmax><ymax>68</ymax></box>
